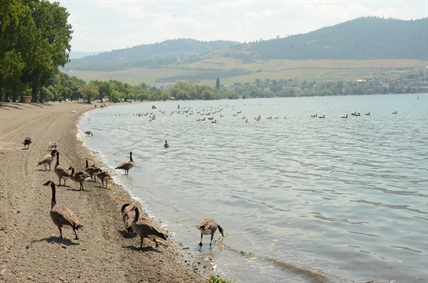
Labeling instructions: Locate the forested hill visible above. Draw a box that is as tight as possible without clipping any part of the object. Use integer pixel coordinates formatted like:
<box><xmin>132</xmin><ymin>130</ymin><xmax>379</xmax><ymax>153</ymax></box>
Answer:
<box><xmin>65</xmin><ymin>39</ymin><xmax>238</xmax><ymax>71</ymax></box>
<box><xmin>64</xmin><ymin>17</ymin><xmax>427</xmax><ymax>72</ymax></box>
<box><xmin>238</xmin><ymin>17</ymin><xmax>427</xmax><ymax>61</ymax></box>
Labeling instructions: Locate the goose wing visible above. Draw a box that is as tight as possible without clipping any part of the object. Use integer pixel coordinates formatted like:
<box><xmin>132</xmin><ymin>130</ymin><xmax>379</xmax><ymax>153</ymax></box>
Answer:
<box><xmin>197</xmin><ymin>219</ymin><xmax>216</xmax><ymax>231</ymax></box>
<box><xmin>38</xmin><ymin>154</ymin><xmax>53</xmax><ymax>165</ymax></box>
<box><xmin>135</xmin><ymin>219</ymin><xmax>168</xmax><ymax>240</ymax></box>
<box><xmin>51</xmin><ymin>204</ymin><xmax>82</xmax><ymax>229</ymax></box>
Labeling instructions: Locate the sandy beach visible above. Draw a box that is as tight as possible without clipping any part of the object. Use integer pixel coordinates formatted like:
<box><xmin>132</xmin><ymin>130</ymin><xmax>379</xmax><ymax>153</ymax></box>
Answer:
<box><xmin>0</xmin><ymin>102</ymin><xmax>205</xmax><ymax>283</ymax></box>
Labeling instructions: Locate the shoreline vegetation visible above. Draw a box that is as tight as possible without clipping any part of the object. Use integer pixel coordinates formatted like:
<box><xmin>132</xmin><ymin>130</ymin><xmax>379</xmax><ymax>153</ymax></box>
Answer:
<box><xmin>0</xmin><ymin>101</ymin><xmax>209</xmax><ymax>283</ymax></box>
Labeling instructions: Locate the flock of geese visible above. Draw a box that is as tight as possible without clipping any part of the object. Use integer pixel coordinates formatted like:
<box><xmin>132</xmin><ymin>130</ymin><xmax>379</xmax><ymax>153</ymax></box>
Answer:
<box><xmin>29</xmin><ymin>137</ymin><xmax>224</xmax><ymax>249</ymax></box>
<box><xmin>127</xmin><ymin>104</ymin><xmax>400</xmax><ymax>125</ymax></box>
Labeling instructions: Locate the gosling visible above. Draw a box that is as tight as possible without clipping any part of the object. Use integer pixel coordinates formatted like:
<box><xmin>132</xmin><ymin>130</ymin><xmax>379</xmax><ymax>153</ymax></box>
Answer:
<box><xmin>85</xmin><ymin>159</ymin><xmax>101</xmax><ymax>181</ymax></box>
<box><xmin>37</xmin><ymin>150</ymin><xmax>58</xmax><ymax>171</ymax></box>
<box><xmin>22</xmin><ymin>137</ymin><xmax>32</xmax><ymax>149</ymax></box>
<box><xmin>197</xmin><ymin>218</ymin><xmax>224</xmax><ymax>246</ymax></box>
<box><xmin>69</xmin><ymin>167</ymin><xmax>91</xmax><ymax>190</ymax></box>
<box><xmin>97</xmin><ymin>171</ymin><xmax>112</xmax><ymax>189</ymax></box>
<box><xmin>54</xmin><ymin>151</ymin><xmax>71</xmax><ymax>186</ymax></box>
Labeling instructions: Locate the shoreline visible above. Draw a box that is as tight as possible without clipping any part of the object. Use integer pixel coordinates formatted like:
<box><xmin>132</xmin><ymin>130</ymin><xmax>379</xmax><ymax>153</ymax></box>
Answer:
<box><xmin>0</xmin><ymin>101</ymin><xmax>205</xmax><ymax>282</ymax></box>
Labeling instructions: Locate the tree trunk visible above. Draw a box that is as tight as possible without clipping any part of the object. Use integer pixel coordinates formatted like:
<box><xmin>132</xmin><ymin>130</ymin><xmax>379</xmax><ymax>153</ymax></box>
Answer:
<box><xmin>39</xmin><ymin>87</ymin><xmax>44</xmax><ymax>103</ymax></box>
<box><xmin>31</xmin><ymin>81</ymin><xmax>37</xmax><ymax>102</ymax></box>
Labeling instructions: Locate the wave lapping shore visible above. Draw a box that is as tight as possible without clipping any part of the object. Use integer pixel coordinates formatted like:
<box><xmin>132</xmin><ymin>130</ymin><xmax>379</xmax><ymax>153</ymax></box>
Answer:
<box><xmin>0</xmin><ymin>102</ymin><xmax>204</xmax><ymax>283</ymax></box>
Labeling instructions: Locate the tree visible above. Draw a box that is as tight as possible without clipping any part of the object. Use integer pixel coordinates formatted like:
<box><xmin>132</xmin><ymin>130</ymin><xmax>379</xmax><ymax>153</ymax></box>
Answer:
<box><xmin>80</xmin><ymin>83</ymin><xmax>99</xmax><ymax>103</ymax></box>
<box><xmin>0</xmin><ymin>0</ymin><xmax>28</xmax><ymax>101</ymax></box>
<box><xmin>215</xmin><ymin>78</ymin><xmax>220</xmax><ymax>91</ymax></box>
<box><xmin>21</xmin><ymin>0</ymin><xmax>72</xmax><ymax>102</ymax></box>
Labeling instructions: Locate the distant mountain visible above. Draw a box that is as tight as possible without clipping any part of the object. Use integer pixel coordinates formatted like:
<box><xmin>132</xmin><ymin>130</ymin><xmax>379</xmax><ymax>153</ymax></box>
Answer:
<box><xmin>64</xmin><ymin>17</ymin><xmax>427</xmax><ymax>72</ymax></box>
<box><xmin>64</xmin><ymin>39</ymin><xmax>239</xmax><ymax>71</ymax></box>
<box><xmin>68</xmin><ymin>51</ymin><xmax>103</xmax><ymax>60</ymax></box>
<box><xmin>235</xmin><ymin>17</ymin><xmax>427</xmax><ymax>61</ymax></box>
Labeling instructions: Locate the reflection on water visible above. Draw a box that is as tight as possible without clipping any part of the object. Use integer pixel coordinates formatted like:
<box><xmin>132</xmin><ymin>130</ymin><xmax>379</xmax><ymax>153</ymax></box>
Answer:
<box><xmin>78</xmin><ymin>94</ymin><xmax>427</xmax><ymax>283</ymax></box>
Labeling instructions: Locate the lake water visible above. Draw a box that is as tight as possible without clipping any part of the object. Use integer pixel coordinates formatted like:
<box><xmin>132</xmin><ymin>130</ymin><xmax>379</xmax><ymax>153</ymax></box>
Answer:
<box><xmin>77</xmin><ymin>93</ymin><xmax>427</xmax><ymax>283</ymax></box>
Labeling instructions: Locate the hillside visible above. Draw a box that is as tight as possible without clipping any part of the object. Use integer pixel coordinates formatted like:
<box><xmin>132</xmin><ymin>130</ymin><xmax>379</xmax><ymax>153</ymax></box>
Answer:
<box><xmin>237</xmin><ymin>17</ymin><xmax>427</xmax><ymax>61</ymax></box>
<box><xmin>64</xmin><ymin>17</ymin><xmax>427</xmax><ymax>73</ymax></box>
<box><xmin>64</xmin><ymin>39</ymin><xmax>239</xmax><ymax>71</ymax></box>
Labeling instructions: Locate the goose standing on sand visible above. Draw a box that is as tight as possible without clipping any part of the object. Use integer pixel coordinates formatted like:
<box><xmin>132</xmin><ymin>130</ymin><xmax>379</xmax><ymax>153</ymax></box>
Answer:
<box><xmin>131</xmin><ymin>206</ymin><xmax>168</xmax><ymax>249</ymax></box>
<box><xmin>48</xmin><ymin>140</ymin><xmax>58</xmax><ymax>150</ymax></box>
<box><xmin>43</xmin><ymin>181</ymin><xmax>83</xmax><ymax>240</ymax></box>
<box><xmin>37</xmin><ymin>150</ymin><xmax>58</xmax><ymax>171</ymax></box>
<box><xmin>97</xmin><ymin>171</ymin><xmax>112</xmax><ymax>188</ymax></box>
<box><xmin>121</xmin><ymin>203</ymin><xmax>137</xmax><ymax>233</ymax></box>
<box><xmin>85</xmin><ymin>159</ymin><xmax>101</xmax><ymax>181</ymax></box>
<box><xmin>115</xmin><ymin>152</ymin><xmax>134</xmax><ymax>175</ymax></box>
<box><xmin>22</xmin><ymin>137</ymin><xmax>32</xmax><ymax>149</ymax></box>
<box><xmin>69</xmin><ymin>167</ymin><xmax>91</xmax><ymax>191</ymax></box>
<box><xmin>164</xmin><ymin>140</ymin><xmax>169</xmax><ymax>148</ymax></box>
<box><xmin>54</xmin><ymin>152</ymin><xmax>71</xmax><ymax>186</ymax></box>
<box><xmin>197</xmin><ymin>218</ymin><xmax>224</xmax><ymax>246</ymax></box>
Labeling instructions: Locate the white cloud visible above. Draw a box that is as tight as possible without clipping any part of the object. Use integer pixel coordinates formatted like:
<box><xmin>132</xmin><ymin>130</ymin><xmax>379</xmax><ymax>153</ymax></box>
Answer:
<box><xmin>246</xmin><ymin>10</ymin><xmax>273</xmax><ymax>20</ymax></box>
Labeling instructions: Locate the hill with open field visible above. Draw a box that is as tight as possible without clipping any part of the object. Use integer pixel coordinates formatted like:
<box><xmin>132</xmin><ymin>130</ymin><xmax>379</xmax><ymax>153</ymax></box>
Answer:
<box><xmin>64</xmin><ymin>39</ymin><xmax>239</xmax><ymax>71</ymax></box>
<box><xmin>64</xmin><ymin>17</ymin><xmax>427</xmax><ymax>73</ymax></box>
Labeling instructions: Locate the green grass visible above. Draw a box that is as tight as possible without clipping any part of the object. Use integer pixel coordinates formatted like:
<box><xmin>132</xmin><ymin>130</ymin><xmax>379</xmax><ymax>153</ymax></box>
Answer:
<box><xmin>67</xmin><ymin>59</ymin><xmax>425</xmax><ymax>87</ymax></box>
<box><xmin>207</xmin><ymin>275</ymin><xmax>237</xmax><ymax>283</ymax></box>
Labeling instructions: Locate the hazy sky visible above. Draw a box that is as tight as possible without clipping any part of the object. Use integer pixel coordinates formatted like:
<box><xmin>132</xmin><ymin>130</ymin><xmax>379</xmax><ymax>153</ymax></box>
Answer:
<box><xmin>57</xmin><ymin>0</ymin><xmax>427</xmax><ymax>52</ymax></box>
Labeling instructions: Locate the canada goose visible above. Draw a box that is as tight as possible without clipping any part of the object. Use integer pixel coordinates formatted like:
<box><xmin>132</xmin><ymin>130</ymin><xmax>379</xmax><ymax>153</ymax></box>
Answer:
<box><xmin>54</xmin><ymin>152</ymin><xmax>71</xmax><ymax>186</ymax></box>
<box><xmin>311</xmin><ymin>114</ymin><xmax>317</xmax><ymax>118</ymax></box>
<box><xmin>392</xmin><ymin>111</ymin><xmax>397</xmax><ymax>114</ymax></box>
<box><xmin>164</xmin><ymin>140</ymin><xmax>169</xmax><ymax>148</ymax></box>
<box><xmin>97</xmin><ymin>171</ymin><xmax>112</xmax><ymax>188</ymax></box>
<box><xmin>197</xmin><ymin>218</ymin><xmax>224</xmax><ymax>246</ymax></box>
<box><xmin>319</xmin><ymin>115</ymin><xmax>325</xmax><ymax>119</ymax></box>
<box><xmin>115</xmin><ymin>152</ymin><xmax>134</xmax><ymax>175</ymax></box>
<box><xmin>37</xmin><ymin>150</ymin><xmax>58</xmax><ymax>171</ymax></box>
<box><xmin>85</xmin><ymin>159</ymin><xmax>101</xmax><ymax>181</ymax></box>
<box><xmin>131</xmin><ymin>206</ymin><xmax>168</xmax><ymax>249</ymax></box>
<box><xmin>121</xmin><ymin>203</ymin><xmax>137</xmax><ymax>233</ymax></box>
<box><xmin>342</xmin><ymin>114</ymin><xmax>348</xmax><ymax>118</ymax></box>
<box><xmin>365</xmin><ymin>112</ymin><xmax>370</xmax><ymax>116</ymax></box>
<box><xmin>48</xmin><ymin>140</ymin><xmax>58</xmax><ymax>150</ymax></box>
<box><xmin>84</xmin><ymin>130</ymin><xmax>93</xmax><ymax>136</ymax></box>
<box><xmin>43</xmin><ymin>181</ymin><xmax>83</xmax><ymax>240</ymax></box>
<box><xmin>69</xmin><ymin>167</ymin><xmax>91</xmax><ymax>190</ymax></box>
<box><xmin>22</xmin><ymin>137</ymin><xmax>32</xmax><ymax>149</ymax></box>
